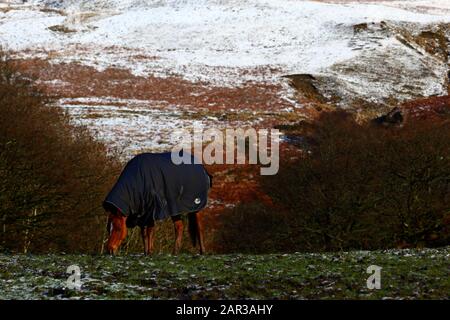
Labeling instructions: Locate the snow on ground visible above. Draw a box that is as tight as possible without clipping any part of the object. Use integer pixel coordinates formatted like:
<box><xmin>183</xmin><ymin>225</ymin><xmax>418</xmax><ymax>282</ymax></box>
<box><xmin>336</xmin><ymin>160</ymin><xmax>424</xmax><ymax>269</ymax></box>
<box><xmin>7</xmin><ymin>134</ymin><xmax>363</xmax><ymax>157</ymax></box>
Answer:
<box><xmin>59</xmin><ymin>97</ymin><xmax>263</xmax><ymax>156</ymax></box>
<box><xmin>1</xmin><ymin>247</ymin><xmax>449</xmax><ymax>299</ymax></box>
<box><xmin>318</xmin><ymin>1</ymin><xmax>450</xmax><ymax>16</ymax></box>
<box><xmin>61</xmin><ymin>100</ymin><xmax>197</xmax><ymax>154</ymax></box>
<box><xmin>314</xmin><ymin>22</ymin><xmax>449</xmax><ymax>108</ymax></box>
<box><xmin>1</xmin><ymin>0</ymin><xmax>449</xmax><ymax>85</ymax></box>
<box><xmin>387</xmin><ymin>0</ymin><xmax>450</xmax><ymax>12</ymax></box>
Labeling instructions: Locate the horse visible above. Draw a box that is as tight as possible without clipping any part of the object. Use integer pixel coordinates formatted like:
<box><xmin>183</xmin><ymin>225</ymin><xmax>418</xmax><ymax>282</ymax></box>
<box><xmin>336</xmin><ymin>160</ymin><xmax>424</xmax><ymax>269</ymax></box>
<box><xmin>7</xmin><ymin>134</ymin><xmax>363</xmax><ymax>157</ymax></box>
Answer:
<box><xmin>103</xmin><ymin>152</ymin><xmax>212</xmax><ymax>255</ymax></box>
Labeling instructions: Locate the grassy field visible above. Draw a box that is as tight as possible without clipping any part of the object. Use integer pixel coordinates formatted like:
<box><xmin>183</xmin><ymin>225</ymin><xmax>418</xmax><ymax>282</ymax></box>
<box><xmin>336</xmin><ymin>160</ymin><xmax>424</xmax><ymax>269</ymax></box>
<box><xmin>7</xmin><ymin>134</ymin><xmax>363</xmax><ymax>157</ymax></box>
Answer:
<box><xmin>0</xmin><ymin>247</ymin><xmax>448</xmax><ymax>300</ymax></box>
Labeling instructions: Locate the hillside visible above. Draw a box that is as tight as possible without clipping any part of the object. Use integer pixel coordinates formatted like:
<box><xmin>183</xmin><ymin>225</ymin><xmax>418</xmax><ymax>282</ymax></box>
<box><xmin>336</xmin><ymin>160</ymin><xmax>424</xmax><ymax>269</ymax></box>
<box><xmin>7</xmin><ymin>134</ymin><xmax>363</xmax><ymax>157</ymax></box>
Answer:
<box><xmin>0</xmin><ymin>0</ymin><xmax>449</xmax><ymax>155</ymax></box>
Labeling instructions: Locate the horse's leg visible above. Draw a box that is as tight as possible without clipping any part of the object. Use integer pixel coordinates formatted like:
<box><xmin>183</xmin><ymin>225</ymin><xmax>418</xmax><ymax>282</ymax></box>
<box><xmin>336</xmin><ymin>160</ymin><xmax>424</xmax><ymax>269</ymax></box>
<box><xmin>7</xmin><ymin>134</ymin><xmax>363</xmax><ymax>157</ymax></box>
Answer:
<box><xmin>142</xmin><ymin>220</ymin><xmax>155</xmax><ymax>255</ymax></box>
<box><xmin>196</xmin><ymin>213</ymin><xmax>206</xmax><ymax>255</ymax></box>
<box><xmin>141</xmin><ymin>227</ymin><xmax>148</xmax><ymax>255</ymax></box>
<box><xmin>147</xmin><ymin>225</ymin><xmax>155</xmax><ymax>254</ymax></box>
<box><xmin>172</xmin><ymin>215</ymin><xmax>183</xmax><ymax>255</ymax></box>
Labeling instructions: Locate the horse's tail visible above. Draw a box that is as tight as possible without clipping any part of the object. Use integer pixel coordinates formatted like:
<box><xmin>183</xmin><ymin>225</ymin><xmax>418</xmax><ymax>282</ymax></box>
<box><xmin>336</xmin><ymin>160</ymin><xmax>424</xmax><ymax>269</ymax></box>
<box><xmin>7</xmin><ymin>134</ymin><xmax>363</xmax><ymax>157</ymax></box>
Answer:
<box><xmin>188</xmin><ymin>212</ymin><xmax>199</xmax><ymax>247</ymax></box>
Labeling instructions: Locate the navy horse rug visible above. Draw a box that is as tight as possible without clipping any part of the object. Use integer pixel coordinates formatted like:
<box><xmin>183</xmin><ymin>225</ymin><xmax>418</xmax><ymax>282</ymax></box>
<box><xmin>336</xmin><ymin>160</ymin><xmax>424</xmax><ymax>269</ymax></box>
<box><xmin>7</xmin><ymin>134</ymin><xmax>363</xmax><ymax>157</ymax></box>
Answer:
<box><xmin>103</xmin><ymin>152</ymin><xmax>212</xmax><ymax>228</ymax></box>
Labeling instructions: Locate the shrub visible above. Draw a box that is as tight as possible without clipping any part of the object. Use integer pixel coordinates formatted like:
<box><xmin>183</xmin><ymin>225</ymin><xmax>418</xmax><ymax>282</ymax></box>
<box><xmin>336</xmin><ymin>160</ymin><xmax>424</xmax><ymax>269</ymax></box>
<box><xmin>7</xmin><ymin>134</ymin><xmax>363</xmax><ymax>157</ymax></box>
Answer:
<box><xmin>0</xmin><ymin>52</ymin><xmax>121</xmax><ymax>253</ymax></box>
<box><xmin>214</xmin><ymin>110</ymin><xmax>450</xmax><ymax>253</ymax></box>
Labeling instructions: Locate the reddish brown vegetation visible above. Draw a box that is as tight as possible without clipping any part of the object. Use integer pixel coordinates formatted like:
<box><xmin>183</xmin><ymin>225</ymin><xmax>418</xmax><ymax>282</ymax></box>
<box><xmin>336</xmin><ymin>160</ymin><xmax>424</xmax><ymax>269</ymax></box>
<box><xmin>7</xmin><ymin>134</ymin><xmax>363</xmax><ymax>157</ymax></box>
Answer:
<box><xmin>15</xmin><ymin>59</ymin><xmax>293</xmax><ymax>112</ymax></box>
<box><xmin>401</xmin><ymin>95</ymin><xmax>450</xmax><ymax>122</ymax></box>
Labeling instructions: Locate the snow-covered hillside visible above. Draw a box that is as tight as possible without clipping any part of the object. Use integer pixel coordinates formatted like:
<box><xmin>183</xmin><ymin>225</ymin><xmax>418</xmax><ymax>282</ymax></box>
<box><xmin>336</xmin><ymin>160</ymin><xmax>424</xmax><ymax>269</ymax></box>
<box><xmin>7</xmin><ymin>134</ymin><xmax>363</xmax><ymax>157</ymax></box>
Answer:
<box><xmin>1</xmin><ymin>0</ymin><xmax>448</xmax><ymax>84</ymax></box>
<box><xmin>0</xmin><ymin>0</ymin><xmax>449</xmax><ymax>154</ymax></box>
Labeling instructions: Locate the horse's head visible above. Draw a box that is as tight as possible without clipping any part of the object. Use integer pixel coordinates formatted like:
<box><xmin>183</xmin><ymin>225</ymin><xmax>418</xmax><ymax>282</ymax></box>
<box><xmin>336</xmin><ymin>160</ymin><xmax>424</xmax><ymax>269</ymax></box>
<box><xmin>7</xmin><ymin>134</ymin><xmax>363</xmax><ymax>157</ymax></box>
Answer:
<box><xmin>106</xmin><ymin>211</ymin><xmax>127</xmax><ymax>255</ymax></box>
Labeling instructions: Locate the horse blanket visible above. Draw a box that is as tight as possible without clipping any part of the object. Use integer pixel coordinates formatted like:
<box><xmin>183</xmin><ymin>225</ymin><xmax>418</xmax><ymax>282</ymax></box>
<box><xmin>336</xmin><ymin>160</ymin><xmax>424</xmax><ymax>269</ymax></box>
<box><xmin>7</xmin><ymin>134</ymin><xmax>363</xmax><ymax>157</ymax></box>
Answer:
<box><xmin>103</xmin><ymin>152</ymin><xmax>211</xmax><ymax>227</ymax></box>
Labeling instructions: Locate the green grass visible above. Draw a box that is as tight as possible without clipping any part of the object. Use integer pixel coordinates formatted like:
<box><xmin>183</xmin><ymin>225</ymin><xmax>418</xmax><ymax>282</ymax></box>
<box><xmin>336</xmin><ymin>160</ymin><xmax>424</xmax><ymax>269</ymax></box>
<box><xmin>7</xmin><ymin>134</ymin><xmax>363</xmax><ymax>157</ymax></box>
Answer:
<box><xmin>0</xmin><ymin>247</ymin><xmax>448</xmax><ymax>300</ymax></box>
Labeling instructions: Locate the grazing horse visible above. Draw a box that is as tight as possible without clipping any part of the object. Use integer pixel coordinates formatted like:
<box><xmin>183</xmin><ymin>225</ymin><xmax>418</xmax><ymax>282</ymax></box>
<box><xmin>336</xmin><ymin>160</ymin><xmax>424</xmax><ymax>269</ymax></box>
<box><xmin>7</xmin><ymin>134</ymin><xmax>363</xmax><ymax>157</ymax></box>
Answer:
<box><xmin>104</xmin><ymin>152</ymin><xmax>212</xmax><ymax>255</ymax></box>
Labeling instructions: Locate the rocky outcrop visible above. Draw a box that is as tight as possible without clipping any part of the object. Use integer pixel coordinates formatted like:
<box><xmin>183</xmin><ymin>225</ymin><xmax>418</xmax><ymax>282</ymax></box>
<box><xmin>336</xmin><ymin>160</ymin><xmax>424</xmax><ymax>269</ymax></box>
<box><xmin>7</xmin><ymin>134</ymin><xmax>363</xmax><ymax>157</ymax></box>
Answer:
<box><xmin>372</xmin><ymin>107</ymin><xmax>403</xmax><ymax>127</ymax></box>
<box><xmin>282</xmin><ymin>74</ymin><xmax>330</xmax><ymax>105</ymax></box>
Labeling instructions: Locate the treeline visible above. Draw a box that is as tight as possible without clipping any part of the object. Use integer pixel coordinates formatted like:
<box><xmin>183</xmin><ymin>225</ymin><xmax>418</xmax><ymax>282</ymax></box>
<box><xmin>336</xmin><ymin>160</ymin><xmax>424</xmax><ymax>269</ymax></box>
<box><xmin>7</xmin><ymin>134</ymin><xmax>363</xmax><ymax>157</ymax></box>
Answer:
<box><xmin>214</xmin><ymin>110</ymin><xmax>450</xmax><ymax>253</ymax></box>
<box><xmin>0</xmin><ymin>52</ymin><xmax>121</xmax><ymax>253</ymax></box>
